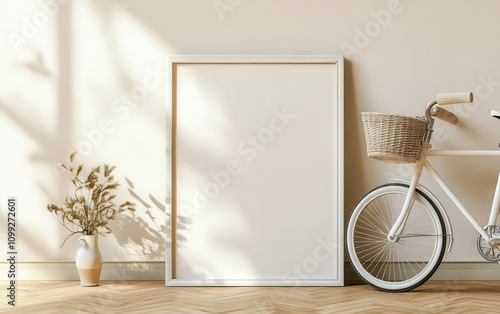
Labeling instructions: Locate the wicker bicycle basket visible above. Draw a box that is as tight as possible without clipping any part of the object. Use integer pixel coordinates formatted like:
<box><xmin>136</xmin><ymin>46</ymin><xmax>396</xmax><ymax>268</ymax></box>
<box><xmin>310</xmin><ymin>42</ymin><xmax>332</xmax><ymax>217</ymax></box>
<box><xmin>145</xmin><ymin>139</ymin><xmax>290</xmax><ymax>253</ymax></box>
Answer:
<box><xmin>361</xmin><ymin>112</ymin><xmax>427</xmax><ymax>163</ymax></box>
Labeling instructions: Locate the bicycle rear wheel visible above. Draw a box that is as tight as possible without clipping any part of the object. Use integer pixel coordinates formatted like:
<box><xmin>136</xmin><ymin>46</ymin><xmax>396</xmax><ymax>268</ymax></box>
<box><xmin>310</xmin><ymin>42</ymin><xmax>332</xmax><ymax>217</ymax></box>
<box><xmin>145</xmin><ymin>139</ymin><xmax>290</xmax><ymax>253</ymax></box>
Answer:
<box><xmin>346</xmin><ymin>183</ymin><xmax>446</xmax><ymax>292</ymax></box>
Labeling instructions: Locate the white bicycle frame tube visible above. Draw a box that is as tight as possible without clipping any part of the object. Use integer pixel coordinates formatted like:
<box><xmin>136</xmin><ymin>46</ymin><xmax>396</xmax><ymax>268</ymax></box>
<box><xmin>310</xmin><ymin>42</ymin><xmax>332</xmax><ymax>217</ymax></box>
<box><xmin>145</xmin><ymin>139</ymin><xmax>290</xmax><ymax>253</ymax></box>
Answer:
<box><xmin>489</xmin><ymin>172</ymin><xmax>500</xmax><ymax>226</ymax></box>
<box><xmin>388</xmin><ymin>148</ymin><xmax>500</xmax><ymax>241</ymax></box>
<box><xmin>424</xmin><ymin>160</ymin><xmax>489</xmax><ymax>241</ymax></box>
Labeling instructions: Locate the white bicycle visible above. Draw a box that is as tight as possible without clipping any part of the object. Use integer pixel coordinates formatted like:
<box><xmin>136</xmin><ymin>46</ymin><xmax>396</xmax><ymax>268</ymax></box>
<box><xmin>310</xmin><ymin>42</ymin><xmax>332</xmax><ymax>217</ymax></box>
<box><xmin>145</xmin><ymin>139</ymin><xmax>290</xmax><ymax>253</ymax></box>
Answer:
<box><xmin>346</xmin><ymin>92</ymin><xmax>500</xmax><ymax>292</ymax></box>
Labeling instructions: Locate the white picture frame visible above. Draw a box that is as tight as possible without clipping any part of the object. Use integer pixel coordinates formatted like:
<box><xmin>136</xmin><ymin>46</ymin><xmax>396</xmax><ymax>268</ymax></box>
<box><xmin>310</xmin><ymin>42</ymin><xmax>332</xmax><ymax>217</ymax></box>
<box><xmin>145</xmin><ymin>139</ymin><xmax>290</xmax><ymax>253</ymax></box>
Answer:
<box><xmin>166</xmin><ymin>55</ymin><xmax>344</xmax><ymax>286</ymax></box>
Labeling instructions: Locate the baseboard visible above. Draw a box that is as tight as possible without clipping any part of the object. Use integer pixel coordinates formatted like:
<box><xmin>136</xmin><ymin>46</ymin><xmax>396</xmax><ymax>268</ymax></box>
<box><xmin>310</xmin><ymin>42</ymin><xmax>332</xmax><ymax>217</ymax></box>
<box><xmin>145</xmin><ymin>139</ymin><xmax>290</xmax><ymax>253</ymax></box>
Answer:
<box><xmin>428</xmin><ymin>262</ymin><xmax>500</xmax><ymax>280</ymax></box>
<box><xmin>345</xmin><ymin>262</ymin><xmax>500</xmax><ymax>282</ymax></box>
<box><xmin>0</xmin><ymin>262</ymin><xmax>165</xmax><ymax>281</ymax></box>
<box><xmin>1</xmin><ymin>261</ymin><xmax>498</xmax><ymax>281</ymax></box>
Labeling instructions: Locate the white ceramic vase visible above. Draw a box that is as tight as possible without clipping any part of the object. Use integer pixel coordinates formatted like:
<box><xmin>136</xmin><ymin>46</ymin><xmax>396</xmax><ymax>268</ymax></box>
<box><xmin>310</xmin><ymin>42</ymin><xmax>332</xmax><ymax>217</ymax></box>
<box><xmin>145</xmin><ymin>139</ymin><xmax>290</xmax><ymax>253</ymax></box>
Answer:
<box><xmin>75</xmin><ymin>235</ymin><xmax>103</xmax><ymax>287</ymax></box>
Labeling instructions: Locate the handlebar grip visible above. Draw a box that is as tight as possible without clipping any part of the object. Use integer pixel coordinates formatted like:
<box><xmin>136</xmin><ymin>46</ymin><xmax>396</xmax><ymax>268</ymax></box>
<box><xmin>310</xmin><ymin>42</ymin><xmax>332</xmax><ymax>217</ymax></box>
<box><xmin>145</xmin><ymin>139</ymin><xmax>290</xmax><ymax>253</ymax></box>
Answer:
<box><xmin>432</xmin><ymin>106</ymin><xmax>459</xmax><ymax>125</ymax></box>
<box><xmin>436</xmin><ymin>92</ymin><xmax>473</xmax><ymax>105</ymax></box>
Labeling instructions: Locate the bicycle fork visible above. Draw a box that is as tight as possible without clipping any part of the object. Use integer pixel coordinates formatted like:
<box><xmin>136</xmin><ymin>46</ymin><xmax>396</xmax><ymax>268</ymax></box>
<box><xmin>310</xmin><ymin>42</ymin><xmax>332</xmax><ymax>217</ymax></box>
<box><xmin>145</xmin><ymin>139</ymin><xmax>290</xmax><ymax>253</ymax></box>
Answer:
<box><xmin>387</xmin><ymin>143</ymin><xmax>429</xmax><ymax>242</ymax></box>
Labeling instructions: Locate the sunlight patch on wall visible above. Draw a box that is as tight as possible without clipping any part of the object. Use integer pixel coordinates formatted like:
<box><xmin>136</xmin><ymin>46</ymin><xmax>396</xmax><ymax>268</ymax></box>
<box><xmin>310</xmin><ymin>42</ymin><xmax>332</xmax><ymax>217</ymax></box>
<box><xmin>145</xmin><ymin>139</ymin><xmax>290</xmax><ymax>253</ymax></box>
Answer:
<box><xmin>110</xmin><ymin>5</ymin><xmax>172</xmax><ymax>72</ymax></box>
<box><xmin>0</xmin><ymin>0</ymin><xmax>70</xmax><ymax>260</ymax></box>
<box><xmin>68</xmin><ymin>1</ymin><xmax>172</xmax><ymax>261</ymax></box>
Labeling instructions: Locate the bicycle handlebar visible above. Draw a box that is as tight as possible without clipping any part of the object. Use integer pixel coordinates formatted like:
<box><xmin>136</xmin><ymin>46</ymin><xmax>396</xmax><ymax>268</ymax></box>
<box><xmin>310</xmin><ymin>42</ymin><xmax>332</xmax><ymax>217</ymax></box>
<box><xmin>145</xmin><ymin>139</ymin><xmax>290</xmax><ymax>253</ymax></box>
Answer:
<box><xmin>436</xmin><ymin>92</ymin><xmax>473</xmax><ymax>105</ymax></box>
<box><xmin>425</xmin><ymin>92</ymin><xmax>473</xmax><ymax>128</ymax></box>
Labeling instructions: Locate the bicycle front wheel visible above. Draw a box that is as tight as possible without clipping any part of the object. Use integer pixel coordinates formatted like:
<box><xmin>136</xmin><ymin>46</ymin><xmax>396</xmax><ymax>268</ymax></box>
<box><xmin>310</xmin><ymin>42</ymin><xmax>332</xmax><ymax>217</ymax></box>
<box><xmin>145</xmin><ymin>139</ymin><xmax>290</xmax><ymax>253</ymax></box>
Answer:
<box><xmin>346</xmin><ymin>183</ymin><xmax>446</xmax><ymax>292</ymax></box>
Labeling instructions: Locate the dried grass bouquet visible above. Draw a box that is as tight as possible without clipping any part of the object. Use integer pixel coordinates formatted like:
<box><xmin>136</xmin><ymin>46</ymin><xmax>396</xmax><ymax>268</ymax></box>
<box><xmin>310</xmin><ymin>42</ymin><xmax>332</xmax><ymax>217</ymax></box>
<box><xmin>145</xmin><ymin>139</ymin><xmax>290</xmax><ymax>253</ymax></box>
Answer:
<box><xmin>47</xmin><ymin>152</ymin><xmax>136</xmax><ymax>246</ymax></box>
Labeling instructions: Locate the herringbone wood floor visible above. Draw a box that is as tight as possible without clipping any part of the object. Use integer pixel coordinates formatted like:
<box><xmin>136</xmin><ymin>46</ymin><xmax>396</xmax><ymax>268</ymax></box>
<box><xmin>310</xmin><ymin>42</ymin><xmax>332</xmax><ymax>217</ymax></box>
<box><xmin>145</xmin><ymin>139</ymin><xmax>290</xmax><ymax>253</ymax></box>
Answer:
<box><xmin>2</xmin><ymin>280</ymin><xmax>500</xmax><ymax>313</ymax></box>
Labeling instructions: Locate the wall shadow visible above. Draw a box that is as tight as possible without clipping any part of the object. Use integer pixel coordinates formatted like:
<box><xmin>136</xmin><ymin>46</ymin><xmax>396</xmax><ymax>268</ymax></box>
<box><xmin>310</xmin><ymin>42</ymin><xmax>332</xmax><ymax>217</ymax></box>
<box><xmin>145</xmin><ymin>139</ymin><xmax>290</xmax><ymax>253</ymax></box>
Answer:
<box><xmin>342</xmin><ymin>59</ymin><xmax>366</xmax><ymax>216</ymax></box>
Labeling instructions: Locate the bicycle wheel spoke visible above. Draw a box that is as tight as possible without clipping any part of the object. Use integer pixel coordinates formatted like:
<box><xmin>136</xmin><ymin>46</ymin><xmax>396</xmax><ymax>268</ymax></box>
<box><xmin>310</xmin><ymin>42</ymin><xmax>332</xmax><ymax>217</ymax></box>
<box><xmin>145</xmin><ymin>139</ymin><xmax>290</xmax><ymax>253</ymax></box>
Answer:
<box><xmin>355</xmin><ymin>219</ymin><xmax>387</xmax><ymax>237</ymax></box>
<box><xmin>361</xmin><ymin>241</ymin><xmax>391</xmax><ymax>270</ymax></box>
<box><xmin>362</xmin><ymin>204</ymin><xmax>393</xmax><ymax>234</ymax></box>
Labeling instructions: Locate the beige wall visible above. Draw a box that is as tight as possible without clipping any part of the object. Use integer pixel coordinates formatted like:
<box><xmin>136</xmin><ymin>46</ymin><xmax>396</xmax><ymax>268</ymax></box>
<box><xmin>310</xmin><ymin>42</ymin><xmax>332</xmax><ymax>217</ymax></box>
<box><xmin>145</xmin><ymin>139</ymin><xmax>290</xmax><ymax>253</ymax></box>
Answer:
<box><xmin>1</xmin><ymin>0</ymin><xmax>500</xmax><ymax>268</ymax></box>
